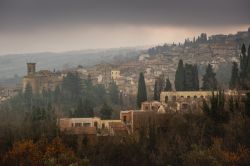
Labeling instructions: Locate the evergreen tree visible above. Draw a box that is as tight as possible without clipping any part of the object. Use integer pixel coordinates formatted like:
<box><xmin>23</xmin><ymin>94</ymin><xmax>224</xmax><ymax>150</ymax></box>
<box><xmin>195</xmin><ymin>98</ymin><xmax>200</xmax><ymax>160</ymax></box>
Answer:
<box><xmin>153</xmin><ymin>80</ymin><xmax>158</xmax><ymax>100</ymax></box>
<box><xmin>193</xmin><ymin>64</ymin><xmax>199</xmax><ymax>90</ymax></box>
<box><xmin>74</xmin><ymin>99</ymin><xmax>84</xmax><ymax>117</ymax></box>
<box><xmin>74</xmin><ymin>98</ymin><xmax>94</xmax><ymax>117</ymax></box>
<box><xmin>83</xmin><ymin>98</ymin><xmax>94</xmax><ymax>117</ymax></box>
<box><xmin>153</xmin><ymin>75</ymin><xmax>165</xmax><ymax>101</ymax></box>
<box><xmin>136</xmin><ymin>72</ymin><xmax>147</xmax><ymax>108</ymax></box>
<box><xmin>184</xmin><ymin>64</ymin><xmax>194</xmax><ymax>90</ymax></box>
<box><xmin>24</xmin><ymin>83</ymin><xmax>33</xmax><ymax>109</ymax></box>
<box><xmin>109</xmin><ymin>80</ymin><xmax>119</xmax><ymax>104</ymax></box>
<box><xmin>245</xmin><ymin>93</ymin><xmax>250</xmax><ymax>117</ymax></box>
<box><xmin>164</xmin><ymin>78</ymin><xmax>172</xmax><ymax>91</ymax></box>
<box><xmin>229</xmin><ymin>62</ymin><xmax>240</xmax><ymax>89</ymax></box>
<box><xmin>239</xmin><ymin>44</ymin><xmax>250</xmax><ymax>89</ymax></box>
<box><xmin>62</xmin><ymin>72</ymin><xmax>81</xmax><ymax>99</ymax></box>
<box><xmin>246</xmin><ymin>45</ymin><xmax>250</xmax><ymax>79</ymax></box>
<box><xmin>240</xmin><ymin>44</ymin><xmax>247</xmax><ymax>77</ymax></box>
<box><xmin>175</xmin><ymin>59</ymin><xmax>185</xmax><ymax>91</ymax></box>
<box><xmin>202</xmin><ymin>64</ymin><xmax>217</xmax><ymax>90</ymax></box>
<box><xmin>100</xmin><ymin>102</ymin><xmax>113</xmax><ymax>120</ymax></box>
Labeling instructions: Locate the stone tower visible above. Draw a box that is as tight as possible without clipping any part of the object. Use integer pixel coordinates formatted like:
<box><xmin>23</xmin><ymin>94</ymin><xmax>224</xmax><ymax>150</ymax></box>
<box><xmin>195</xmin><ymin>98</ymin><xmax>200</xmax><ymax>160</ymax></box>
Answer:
<box><xmin>27</xmin><ymin>63</ymin><xmax>36</xmax><ymax>76</ymax></box>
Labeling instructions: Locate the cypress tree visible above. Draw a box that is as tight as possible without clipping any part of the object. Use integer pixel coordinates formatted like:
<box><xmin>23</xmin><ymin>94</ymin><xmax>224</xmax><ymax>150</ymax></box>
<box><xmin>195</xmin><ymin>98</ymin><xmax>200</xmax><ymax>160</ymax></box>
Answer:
<box><xmin>136</xmin><ymin>72</ymin><xmax>147</xmax><ymax>108</ymax></box>
<box><xmin>153</xmin><ymin>80</ymin><xmax>158</xmax><ymax>100</ymax></box>
<box><xmin>153</xmin><ymin>75</ymin><xmax>165</xmax><ymax>101</ymax></box>
<box><xmin>202</xmin><ymin>64</ymin><xmax>217</xmax><ymax>90</ymax></box>
<box><xmin>184</xmin><ymin>64</ymin><xmax>194</xmax><ymax>90</ymax></box>
<box><xmin>164</xmin><ymin>78</ymin><xmax>172</xmax><ymax>91</ymax></box>
<box><xmin>245</xmin><ymin>93</ymin><xmax>250</xmax><ymax>117</ymax></box>
<box><xmin>109</xmin><ymin>80</ymin><xmax>119</xmax><ymax>104</ymax></box>
<box><xmin>193</xmin><ymin>64</ymin><xmax>199</xmax><ymax>90</ymax></box>
<box><xmin>246</xmin><ymin>45</ymin><xmax>250</xmax><ymax>80</ymax></box>
<box><xmin>229</xmin><ymin>62</ymin><xmax>240</xmax><ymax>90</ymax></box>
<box><xmin>240</xmin><ymin>44</ymin><xmax>247</xmax><ymax>76</ymax></box>
<box><xmin>175</xmin><ymin>59</ymin><xmax>185</xmax><ymax>91</ymax></box>
<box><xmin>239</xmin><ymin>44</ymin><xmax>250</xmax><ymax>89</ymax></box>
<box><xmin>100</xmin><ymin>102</ymin><xmax>113</xmax><ymax>120</ymax></box>
<box><xmin>24</xmin><ymin>83</ymin><xmax>33</xmax><ymax>109</ymax></box>
<box><xmin>75</xmin><ymin>98</ymin><xmax>94</xmax><ymax>117</ymax></box>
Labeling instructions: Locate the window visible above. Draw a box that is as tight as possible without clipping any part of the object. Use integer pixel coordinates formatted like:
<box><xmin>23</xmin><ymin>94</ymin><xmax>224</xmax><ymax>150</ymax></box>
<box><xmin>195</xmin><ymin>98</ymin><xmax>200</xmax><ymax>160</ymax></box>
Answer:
<box><xmin>102</xmin><ymin>123</ymin><xmax>105</xmax><ymax>129</ymax></box>
<box><xmin>75</xmin><ymin>123</ymin><xmax>82</xmax><ymax>127</ymax></box>
<box><xmin>94</xmin><ymin>122</ymin><xmax>98</xmax><ymax>128</ymax></box>
<box><xmin>165</xmin><ymin>96</ymin><xmax>168</xmax><ymax>102</ymax></box>
<box><xmin>123</xmin><ymin>116</ymin><xmax>127</xmax><ymax>123</ymax></box>
<box><xmin>83</xmin><ymin>123</ymin><xmax>91</xmax><ymax>127</ymax></box>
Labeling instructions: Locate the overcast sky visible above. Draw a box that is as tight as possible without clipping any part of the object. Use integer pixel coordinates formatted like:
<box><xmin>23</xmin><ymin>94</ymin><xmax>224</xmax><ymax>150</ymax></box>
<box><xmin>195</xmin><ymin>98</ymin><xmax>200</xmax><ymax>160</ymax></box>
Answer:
<box><xmin>0</xmin><ymin>0</ymin><xmax>249</xmax><ymax>55</ymax></box>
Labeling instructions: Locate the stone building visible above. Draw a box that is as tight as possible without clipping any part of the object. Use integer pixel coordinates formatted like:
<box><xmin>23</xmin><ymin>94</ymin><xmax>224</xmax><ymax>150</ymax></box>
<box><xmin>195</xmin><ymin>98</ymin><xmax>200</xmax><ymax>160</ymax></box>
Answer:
<box><xmin>59</xmin><ymin>117</ymin><xmax>129</xmax><ymax>136</ymax></box>
<box><xmin>22</xmin><ymin>63</ymin><xmax>63</xmax><ymax>94</ymax></box>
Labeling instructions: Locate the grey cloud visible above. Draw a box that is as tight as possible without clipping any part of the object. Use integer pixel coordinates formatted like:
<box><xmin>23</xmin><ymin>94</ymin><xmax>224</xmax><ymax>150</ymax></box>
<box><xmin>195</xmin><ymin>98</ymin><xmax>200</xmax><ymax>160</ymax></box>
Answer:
<box><xmin>0</xmin><ymin>0</ymin><xmax>249</xmax><ymax>32</ymax></box>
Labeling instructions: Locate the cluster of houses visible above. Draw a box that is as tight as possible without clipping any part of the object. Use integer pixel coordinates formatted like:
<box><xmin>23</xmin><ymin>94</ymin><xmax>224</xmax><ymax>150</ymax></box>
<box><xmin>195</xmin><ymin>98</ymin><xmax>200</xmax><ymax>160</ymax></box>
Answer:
<box><xmin>0</xmin><ymin>87</ymin><xmax>19</xmax><ymax>104</ymax></box>
<box><xmin>58</xmin><ymin>90</ymin><xmax>248</xmax><ymax>137</ymax></box>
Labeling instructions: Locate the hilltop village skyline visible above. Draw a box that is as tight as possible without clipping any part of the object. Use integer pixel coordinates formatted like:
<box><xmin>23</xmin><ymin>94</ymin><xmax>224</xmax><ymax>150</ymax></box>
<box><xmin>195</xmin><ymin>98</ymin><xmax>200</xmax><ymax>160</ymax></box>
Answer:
<box><xmin>0</xmin><ymin>0</ymin><xmax>250</xmax><ymax>165</ymax></box>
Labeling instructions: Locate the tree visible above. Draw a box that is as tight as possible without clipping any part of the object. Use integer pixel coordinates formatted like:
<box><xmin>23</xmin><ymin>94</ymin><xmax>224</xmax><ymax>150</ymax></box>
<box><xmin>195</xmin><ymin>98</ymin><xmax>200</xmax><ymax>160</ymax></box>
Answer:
<box><xmin>164</xmin><ymin>78</ymin><xmax>172</xmax><ymax>91</ymax></box>
<box><xmin>136</xmin><ymin>72</ymin><xmax>147</xmax><ymax>108</ymax></box>
<box><xmin>175</xmin><ymin>59</ymin><xmax>185</xmax><ymax>91</ymax></box>
<box><xmin>24</xmin><ymin>83</ymin><xmax>33</xmax><ymax>109</ymax></box>
<box><xmin>245</xmin><ymin>93</ymin><xmax>250</xmax><ymax>117</ymax></box>
<box><xmin>109</xmin><ymin>80</ymin><xmax>119</xmax><ymax>104</ymax></box>
<box><xmin>239</xmin><ymin>44</ymin><xmax>250</xmax><ymax>89</ymax></box>
<box><xmin>100</xmin><ymin>102</ymin><xmax>113</xmax><ymax>120</ymax></box>
<box><xmin>229</xmin><ymin>62</ymin><xmax>240</xmax><ymax>90</ymax></box>
<box><xmin>246</xmin><ymin>45</ymin><xmax>250</xmax><ymax>80</ymax></box>
<box><xmin>203</xmin><ymin>91</ymin><xmax>228</xmax><ymax>123</ymax></box>
<box><xmin>62</xmin><ymin>72</ymin><xmax>81</xmax><ymax>99</ymax></box>
<box><xmin>202</xmin><ymin>64</ymin><xmax>217</xmax><ymax>90</ymax></box>
<box><xmin>153</xmin><ymin>80</ymin><xmax>158</xmax><ymax>100</ymax></box>
<box><xmin>193</xmin><ymin>64</ymin><xmax>200</xmax><ymax>90</ymax></box>
<box><xmin>184</xmin><ymin>64</ymin><xmax>199</xmax><ymax>91</ymax></box>
<box><xmin>153</xmin><ymin>75</ymin><xmax>165</xmax><ymax>101</ymax></box>
<box><xmin>74</xmin><ymin>98</ymin><xmax>94</xmax><ymax>117</ymax></box>
<box><xmin>240</xmin><ymin>44</ymin><xmax>247</xmax><ymax>77</ymax></box>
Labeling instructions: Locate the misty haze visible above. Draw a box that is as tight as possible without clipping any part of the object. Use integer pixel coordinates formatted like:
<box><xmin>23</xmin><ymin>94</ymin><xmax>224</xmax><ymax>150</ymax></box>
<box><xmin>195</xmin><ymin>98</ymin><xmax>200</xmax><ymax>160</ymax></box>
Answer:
<box><xmin>0</xmin><ymin>0</ymin><xmax>250</xmax><ymax>165</ymax></box>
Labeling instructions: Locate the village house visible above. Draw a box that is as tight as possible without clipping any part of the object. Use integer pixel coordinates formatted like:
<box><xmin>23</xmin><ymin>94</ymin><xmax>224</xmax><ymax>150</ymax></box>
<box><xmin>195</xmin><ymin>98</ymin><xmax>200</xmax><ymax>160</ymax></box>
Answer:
<box><xmin>59</xmin><ymin>117</ymin><xmax>129</xmax><ymax>136</ymax></box>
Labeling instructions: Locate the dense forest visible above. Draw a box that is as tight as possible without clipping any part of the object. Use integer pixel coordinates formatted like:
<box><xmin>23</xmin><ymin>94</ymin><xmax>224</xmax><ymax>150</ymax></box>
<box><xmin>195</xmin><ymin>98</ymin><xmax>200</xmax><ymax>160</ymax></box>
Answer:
<box><xmin>1</xmin><ymin>87</ymin><xmax>250</xmax><ymax>165</ymax></box>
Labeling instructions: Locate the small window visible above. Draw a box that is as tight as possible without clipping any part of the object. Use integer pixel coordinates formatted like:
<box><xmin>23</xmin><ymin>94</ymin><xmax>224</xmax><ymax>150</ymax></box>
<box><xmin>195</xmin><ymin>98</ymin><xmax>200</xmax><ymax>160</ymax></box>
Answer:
<box><xmin>165</xmin><ymin>96</ymin><xmax>168</xmax><ymax>102</ymax></box>
<box><xmin>123</xmin><ymin>116</ymin><xmax>127</xmax><ymax>123</ymax></box>
<box><xmin>75</xmin><ymin>123</ymin><xmax>82</xmax><ymax>127</ymax></box>
<box><xmin>102</xmin><ymin>123</ymin><xmax>105</xmax><ymax>129</ymax></box>
<box><xmin>83</xmin><ymin>123</ymin><xmax>91</xmax><ymax>127</ymax></box>
<box><xmin>94</xmin><ymin>122</ymin><xmax>98</xmax><ymax>127</ymax></box>
<box><xmin>194</xmin><ymin>95</ymin><xmax>197</xmax><ymax>99</ymax></box>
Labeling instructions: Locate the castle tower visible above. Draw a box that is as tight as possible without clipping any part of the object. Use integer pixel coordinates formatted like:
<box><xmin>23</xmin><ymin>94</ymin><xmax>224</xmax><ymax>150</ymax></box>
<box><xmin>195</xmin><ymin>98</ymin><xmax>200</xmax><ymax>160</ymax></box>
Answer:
<box><xmin>27</xmin><ymin>63</ymin><xmax>36</xmax><ymax>76</ymax></box>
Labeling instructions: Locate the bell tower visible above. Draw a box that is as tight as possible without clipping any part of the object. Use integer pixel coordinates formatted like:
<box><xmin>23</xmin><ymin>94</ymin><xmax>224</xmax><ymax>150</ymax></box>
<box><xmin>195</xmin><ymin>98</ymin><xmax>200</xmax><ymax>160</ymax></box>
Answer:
<box><xmin>27</xmin><ymin>63</ymin><xmax>36</xmax><ymax>76</ymax></box>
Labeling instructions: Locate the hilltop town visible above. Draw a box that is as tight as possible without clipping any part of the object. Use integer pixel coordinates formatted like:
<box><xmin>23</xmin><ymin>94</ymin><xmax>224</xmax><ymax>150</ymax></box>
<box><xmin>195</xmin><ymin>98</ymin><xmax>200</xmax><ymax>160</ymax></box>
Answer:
<box><xmin>1</xmin><ymin>27</ymin><xmax>250</xmax><ymax>165</ymax></box>
<box><xmin>1</xmin><ymin>27</ymin><xmax>250</xmax><ymax>104</ymax></box>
